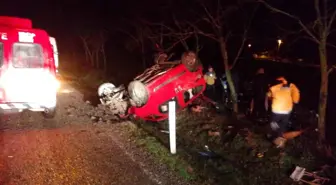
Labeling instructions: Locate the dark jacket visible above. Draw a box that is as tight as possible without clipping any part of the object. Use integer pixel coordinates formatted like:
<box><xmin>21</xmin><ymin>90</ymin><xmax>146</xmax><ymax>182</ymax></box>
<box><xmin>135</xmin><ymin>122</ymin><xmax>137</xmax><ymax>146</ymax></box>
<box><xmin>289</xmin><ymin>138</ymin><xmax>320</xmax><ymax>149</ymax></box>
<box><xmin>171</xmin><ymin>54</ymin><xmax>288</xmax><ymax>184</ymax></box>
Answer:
<box><xmin>252</xmin><ymin>73</ymin><xmax>268</xmax><ymax>98</ymax></box>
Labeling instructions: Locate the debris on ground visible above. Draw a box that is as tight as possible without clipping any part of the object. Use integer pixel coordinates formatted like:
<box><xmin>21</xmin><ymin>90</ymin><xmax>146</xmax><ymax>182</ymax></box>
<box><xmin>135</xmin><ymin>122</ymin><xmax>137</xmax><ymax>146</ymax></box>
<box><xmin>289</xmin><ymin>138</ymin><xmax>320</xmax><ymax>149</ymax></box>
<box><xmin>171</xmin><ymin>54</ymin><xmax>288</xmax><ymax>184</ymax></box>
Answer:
<box><xmin>290</xmin><ymin>166</ymin><xmax>330</xmax><ymax>185</ymax></box>
<box><xmin>129</xmin><ymin>100</ymin><xmax>336</xmax><ymax>185</ymax></box>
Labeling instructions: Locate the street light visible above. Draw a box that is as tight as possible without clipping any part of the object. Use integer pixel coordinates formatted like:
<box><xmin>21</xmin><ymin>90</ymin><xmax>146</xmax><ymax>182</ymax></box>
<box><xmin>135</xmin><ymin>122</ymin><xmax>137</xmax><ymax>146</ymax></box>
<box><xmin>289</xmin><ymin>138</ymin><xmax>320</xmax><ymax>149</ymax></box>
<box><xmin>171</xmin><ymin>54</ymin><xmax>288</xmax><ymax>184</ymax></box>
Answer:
<box><xmin>248</xmin><ymin>44</ymin><xmax>252</xmax><ymax>48</ymax></box>
<box><xmin>277</xmin><ymin>39</ymin><xmax>283</xmax><ymax>47</ymax></box>
<box><xmin>277</xmin><ymin>39</ymin><xmax>283</xmax><ymax>54</ymax></box>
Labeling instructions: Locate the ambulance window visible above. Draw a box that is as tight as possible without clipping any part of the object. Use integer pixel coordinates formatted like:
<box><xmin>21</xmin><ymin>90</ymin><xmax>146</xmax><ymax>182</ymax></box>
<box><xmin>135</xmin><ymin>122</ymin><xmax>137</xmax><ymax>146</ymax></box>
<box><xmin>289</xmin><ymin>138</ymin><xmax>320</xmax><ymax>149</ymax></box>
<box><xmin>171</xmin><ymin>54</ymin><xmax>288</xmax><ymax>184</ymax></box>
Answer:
<box><xmin>12</xmin><ymin>43</ymin><xmax>43</xmax><ymax>68</ymax></box>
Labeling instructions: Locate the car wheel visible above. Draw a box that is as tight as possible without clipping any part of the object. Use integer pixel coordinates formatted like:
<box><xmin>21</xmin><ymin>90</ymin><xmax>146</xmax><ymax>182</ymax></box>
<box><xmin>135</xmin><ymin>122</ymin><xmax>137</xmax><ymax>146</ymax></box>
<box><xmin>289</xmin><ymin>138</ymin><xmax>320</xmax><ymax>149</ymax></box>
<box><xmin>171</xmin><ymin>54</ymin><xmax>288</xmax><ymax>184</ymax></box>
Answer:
<box><xmin>98</xmin><ymin>83</ymin><xmax>116</xmax><ymax>97</ymax></box>
<box><xmin>192</xmin><ymin>85</ymin><xmax>204</xmax><ymax>95</ymax></box>
<box><xmin>181</xmin><ymin>51</ymin><xmax>200</xmax><ymax>72</ymax></box>
<box><xmin>128</xmin><ymin>81</ymin><xmax>149</xmax><ymax>107</ymax></box>
<box><xmin>42</xmin><ymin>107</ymin><xmax>57</xmax><ymax>119</ymax></box>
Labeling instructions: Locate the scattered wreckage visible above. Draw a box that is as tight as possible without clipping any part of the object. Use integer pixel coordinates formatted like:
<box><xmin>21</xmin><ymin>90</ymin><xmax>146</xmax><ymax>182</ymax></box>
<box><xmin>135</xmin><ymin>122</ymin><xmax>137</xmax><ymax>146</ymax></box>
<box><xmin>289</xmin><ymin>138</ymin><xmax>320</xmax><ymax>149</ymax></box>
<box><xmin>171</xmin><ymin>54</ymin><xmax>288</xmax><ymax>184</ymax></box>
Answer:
<box><xmin>98</xmin><ymin>51</ymin><xmax>215</xmax><ymax>121</ymax></box>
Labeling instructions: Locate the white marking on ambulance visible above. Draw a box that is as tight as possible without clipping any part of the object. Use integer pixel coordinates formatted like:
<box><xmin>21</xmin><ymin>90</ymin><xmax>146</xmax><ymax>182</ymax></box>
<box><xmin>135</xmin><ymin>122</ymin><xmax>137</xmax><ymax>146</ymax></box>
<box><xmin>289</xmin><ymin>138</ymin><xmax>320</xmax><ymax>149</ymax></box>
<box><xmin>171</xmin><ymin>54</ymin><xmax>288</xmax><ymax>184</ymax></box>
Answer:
<box><xmin>0</xmin><ymin>104</ymin><xmax>11</xmax><ymax>109</ymax></box>
<box><xmin>18</xmin><ymin>32</ymin><xmax>35</xmax><ymax>42</ymax></box>
<box><xmin>1</xmin><ymin>33</ymin><xmax>7</xmax><ymax>40</ymax></box>
<box><xmin>11</xmin><ymin>103</ymin><xmax>27</xmax><ymax>109</ymax></box>
<box><xmin>28</xmin><ymin>103</ymin><xmax>40</xmax><ymax>109</ymax></box>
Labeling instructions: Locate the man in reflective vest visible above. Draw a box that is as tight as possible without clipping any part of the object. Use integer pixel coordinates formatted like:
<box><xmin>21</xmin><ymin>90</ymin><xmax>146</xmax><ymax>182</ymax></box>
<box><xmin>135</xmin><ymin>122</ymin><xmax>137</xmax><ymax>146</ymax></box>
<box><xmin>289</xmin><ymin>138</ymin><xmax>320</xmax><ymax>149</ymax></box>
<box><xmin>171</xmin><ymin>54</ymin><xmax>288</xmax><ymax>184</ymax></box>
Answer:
<box><xmin>267</xmin><ymin>76</ymin><xmax>300</xmax><ymax>148</ymax></box>
<box><xmin>204</xmin><ymin>66</ymin><xmax>217</xmax><ymax>100</ymax></box>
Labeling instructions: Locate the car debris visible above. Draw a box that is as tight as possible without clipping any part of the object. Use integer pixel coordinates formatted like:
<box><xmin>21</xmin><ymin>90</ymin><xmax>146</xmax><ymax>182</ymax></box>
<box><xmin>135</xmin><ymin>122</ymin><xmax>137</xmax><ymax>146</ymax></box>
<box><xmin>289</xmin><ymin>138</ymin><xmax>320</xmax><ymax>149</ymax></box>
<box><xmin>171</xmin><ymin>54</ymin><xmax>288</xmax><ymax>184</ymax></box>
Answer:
<box><xmin>290</xmin><ymin>166</ymin><xmax>330</xmax><ymax>185</ymax></box>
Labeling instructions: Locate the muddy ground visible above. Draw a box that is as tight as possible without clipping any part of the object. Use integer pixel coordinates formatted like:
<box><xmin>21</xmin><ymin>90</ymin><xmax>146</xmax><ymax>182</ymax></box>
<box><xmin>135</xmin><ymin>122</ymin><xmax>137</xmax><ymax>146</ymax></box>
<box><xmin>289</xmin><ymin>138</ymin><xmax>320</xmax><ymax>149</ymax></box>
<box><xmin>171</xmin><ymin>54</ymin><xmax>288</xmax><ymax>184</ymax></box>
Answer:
<box><xmin>0</xmin><ymin>80</ymin><xmax>193</xmax><ymax>185</ymax></box>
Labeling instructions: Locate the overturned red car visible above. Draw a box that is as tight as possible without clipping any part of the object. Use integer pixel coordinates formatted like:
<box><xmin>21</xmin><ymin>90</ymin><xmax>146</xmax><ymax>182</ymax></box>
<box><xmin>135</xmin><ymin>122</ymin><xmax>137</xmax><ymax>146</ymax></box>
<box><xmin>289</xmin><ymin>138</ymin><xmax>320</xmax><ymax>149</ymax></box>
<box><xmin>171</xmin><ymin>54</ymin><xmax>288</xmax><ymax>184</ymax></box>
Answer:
<box><xmin>98</xmin><ymin>51</ymin><xmax>207</xmax><ymax>121</ymax></box>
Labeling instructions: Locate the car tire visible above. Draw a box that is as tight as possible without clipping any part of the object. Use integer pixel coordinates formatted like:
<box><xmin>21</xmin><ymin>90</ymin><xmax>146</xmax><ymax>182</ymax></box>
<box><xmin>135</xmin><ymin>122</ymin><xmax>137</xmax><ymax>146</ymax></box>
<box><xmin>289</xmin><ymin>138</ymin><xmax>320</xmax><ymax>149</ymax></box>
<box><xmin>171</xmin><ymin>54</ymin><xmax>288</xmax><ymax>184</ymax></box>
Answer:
<box><xmin>192</xmin><ymin>85</ymin><xmax>204</xmax><ymax>95</ymax></box>
<box><xmin>42</xmin><ymin>107</ymin><xmax>57</xmax><ymax>119</ymax></box>
<box><xmin>128</xmin><ymin>81</ymin><xmax>149</xmax><ymax>107</ymax></box>
<box><xmin>182</xmin><ymin>58</ymin><xmax>200</xmax><ymax>72</ymax></box>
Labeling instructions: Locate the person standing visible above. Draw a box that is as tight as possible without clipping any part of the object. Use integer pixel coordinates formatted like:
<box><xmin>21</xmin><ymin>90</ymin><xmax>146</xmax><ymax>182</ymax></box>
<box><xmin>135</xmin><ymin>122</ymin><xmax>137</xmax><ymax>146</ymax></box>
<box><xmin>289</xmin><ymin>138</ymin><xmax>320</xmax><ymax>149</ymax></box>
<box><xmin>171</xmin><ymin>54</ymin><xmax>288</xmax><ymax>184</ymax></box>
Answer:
<box><xmin>204</xmin><ymin>66</ymin><xmax>217</xmax><ymax>100</ymax></box>
<box><xmin>220</xmin><ymin>74</ymin><xmax>229</xmax><ymax>104</ymax></box>
<box><xmin>251</xmin><ymin>68</ymin><xmax>269</xmax><ymax>120</ymax></box>
<box><xmin>267</xmin><ymin>76</ymin><xmax>300</xmax><ymax>148</ymax></box>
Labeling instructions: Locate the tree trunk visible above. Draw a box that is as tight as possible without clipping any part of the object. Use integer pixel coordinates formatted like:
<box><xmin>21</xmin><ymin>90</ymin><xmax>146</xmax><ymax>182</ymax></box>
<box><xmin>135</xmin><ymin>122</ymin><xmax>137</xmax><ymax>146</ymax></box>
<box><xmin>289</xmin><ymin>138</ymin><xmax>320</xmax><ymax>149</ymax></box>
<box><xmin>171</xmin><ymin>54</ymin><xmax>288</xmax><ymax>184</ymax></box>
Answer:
<box><xmin>141</xmin><ymin>44</ymin><xmax>146</xmax><ymax>70</ymax></box>
<box><xmin>89</xmin><ymin>51</ymin><xmax>95</xmax><ymax>67</ymax></box>
<box><xmin>219</xmin><ymin>36</ymin><xmax>238</xmax><ymax>114</ymax></box>
<box><xmin>101</xmin><ymin>47</ymin><xmax>107</xmax><ymax>75</ymax></box>
<box><xmin>318</xmin><ymin>39</ymin><xmax>328</xmax><ymax>141</ymax></box>
<box><xmin>95</xmin><ymin>50</ymin><xmax>100</xmax><ymax>69</ymax></box>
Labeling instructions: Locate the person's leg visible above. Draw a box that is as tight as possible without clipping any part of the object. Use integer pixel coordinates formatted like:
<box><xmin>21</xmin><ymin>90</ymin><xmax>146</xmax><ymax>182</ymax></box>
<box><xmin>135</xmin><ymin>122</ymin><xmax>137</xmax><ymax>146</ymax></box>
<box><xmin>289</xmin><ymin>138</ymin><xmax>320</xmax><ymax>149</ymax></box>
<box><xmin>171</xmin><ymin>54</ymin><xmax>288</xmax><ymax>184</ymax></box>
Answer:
<box><xmin>270</xmin><ymin>113</ymin><xmax>286</xmax><ymax>147</ymax></box>
<box><xmin>211</xmin><ymin>85</ymin><xmax>217</xmax><ymax>101</ymax></box>
<box><xmin>276</xmin><ymin>115</ymin><xmax>286</xmax><ymax>137</ymax></box>
<box><xmin>251</xmin><ymin>96</ymin><xmax>257</xmax><ymax>117</ymax></box>
<box><xmin>249</xmin><ymin>98</ymin><xmax>254</xmax><ymax>115</ymax></box>
<box><xmin>253</xmin><ymin>96</ymin><xmax>264</xmax><ymax>118</ymax></box>
<box><xmin>279</xmin><ymin>113</ymin><xmax>291</xmax><ymax>134</ymax></box>
<box><xmin>276</xmin><ymin>114</ymin><xmax>290</xmax><ymax>137</ymax></box>
<box><xmin>206</xmin><ymin>85</ymin><xmax>216</xmax><ymax>100</ymax></box>
<box><xmin>222</xmin><ymin>89</ymin><xmax>228</xmax><ymax>104</ymax></box>
<box><xmin>270</xmin><ymin>113</ymin><xmax>281</xmax><ymax>138</ymax></box>
<box><xmin>274</xmin><ymin>113</ymin><xmax>290</xmax><ymax>148</ymax></box>
<box><xmin>205</xmin><ymin>84</ymin><xmax>211</xmax><ymax>97</ymax></box>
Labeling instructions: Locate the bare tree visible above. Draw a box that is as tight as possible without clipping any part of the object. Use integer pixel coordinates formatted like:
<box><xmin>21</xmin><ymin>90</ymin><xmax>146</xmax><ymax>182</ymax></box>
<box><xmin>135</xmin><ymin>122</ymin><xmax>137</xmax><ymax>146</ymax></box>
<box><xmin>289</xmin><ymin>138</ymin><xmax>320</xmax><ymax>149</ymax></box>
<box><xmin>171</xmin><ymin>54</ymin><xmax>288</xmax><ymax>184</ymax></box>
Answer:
<box><xmin>258</xmin><ymin>0</ymin><xmax>336</xmax><ymax>141</ymax></box>
<box><xmin>119</xmin><ymin>19</ymin><xmax>194</xmax><ymax>69</ymax></box>
<box><xmin>118</xmin><ymin>24</ymin><xmax>150</xmax><ymax>69</ymax></box>
<box><xmin>183</xmin><ymin>1</ymin><xmax>257</xmax><ymax>114</ymax></box>
<box><xmin>80</xmin><ymin>30</ymin><xmax>108</xmax><ymax>71</ymax></box>
<box><xmin>140</xmin><ymin>19</ymin><xmax>195</xmax><ymax>54</ymax></box>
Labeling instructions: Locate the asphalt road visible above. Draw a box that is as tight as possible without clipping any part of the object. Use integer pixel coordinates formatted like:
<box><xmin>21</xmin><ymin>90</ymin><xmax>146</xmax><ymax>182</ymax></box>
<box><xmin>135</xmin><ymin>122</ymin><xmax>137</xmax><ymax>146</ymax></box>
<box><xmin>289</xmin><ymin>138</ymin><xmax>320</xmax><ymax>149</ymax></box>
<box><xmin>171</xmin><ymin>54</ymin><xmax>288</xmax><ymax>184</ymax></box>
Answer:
<box><xmin>0</xmin><ymin>81</ymin><xmax>188</xmax><ymax>185</ymax></box>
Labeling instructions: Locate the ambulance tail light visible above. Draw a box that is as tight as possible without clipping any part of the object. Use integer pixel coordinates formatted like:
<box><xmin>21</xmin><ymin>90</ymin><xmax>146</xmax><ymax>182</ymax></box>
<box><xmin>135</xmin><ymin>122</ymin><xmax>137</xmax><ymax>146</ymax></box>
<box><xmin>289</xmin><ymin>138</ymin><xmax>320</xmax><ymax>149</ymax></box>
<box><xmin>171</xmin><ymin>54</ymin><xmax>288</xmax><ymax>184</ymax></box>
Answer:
<box><xmin>1</xmin><ymin>70</ymin><xmax>60</xmax><ymax>94</ymax></box>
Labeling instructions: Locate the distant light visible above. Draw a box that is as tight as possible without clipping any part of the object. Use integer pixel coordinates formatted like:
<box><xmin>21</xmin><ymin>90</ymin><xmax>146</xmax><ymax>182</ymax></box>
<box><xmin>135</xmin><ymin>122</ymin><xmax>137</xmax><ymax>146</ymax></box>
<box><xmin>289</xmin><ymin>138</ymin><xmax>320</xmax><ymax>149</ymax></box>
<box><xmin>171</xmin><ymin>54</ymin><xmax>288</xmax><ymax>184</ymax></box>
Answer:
<box><xmin>248</xmin><ymin>44</ymin><xmax>252</xmax><ymax>48</ymax></box>
<box><xmin>277</xmin><ymin>39</ymin><xmax>283</xmax><ymax>45</ymax></box>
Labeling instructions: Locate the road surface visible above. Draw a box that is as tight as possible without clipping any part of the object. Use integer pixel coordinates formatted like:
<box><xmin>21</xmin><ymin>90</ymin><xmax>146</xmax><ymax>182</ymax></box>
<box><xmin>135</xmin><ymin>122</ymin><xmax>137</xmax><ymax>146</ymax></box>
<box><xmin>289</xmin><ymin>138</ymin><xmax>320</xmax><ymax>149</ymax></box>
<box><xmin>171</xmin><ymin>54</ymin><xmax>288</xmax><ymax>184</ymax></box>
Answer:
<box><xmin>0</xmin><ymin>81</ymin><xmax>189</xmax><ymax>185</ymax></box>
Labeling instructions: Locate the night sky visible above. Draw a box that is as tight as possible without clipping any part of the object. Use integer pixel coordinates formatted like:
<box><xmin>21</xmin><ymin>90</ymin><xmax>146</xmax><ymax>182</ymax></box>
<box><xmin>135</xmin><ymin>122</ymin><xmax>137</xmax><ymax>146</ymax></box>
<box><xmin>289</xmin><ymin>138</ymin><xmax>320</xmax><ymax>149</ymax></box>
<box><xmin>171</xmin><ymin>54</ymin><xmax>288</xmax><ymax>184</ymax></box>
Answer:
<box><xmin>1</xmin><ymin>0</ymin><xmax>335</xmax><ymax>69</ymax></box>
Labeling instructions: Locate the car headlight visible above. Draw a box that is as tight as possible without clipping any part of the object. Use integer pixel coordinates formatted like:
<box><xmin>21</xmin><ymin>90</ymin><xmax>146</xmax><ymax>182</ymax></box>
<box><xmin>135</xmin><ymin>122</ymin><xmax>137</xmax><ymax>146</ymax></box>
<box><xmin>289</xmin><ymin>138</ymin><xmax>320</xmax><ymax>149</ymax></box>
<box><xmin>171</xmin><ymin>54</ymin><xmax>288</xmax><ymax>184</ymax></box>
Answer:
<box><xmin>128</xmin><ymin>80</ymin><xmax>149</xmax><ymax>107</ymax></box>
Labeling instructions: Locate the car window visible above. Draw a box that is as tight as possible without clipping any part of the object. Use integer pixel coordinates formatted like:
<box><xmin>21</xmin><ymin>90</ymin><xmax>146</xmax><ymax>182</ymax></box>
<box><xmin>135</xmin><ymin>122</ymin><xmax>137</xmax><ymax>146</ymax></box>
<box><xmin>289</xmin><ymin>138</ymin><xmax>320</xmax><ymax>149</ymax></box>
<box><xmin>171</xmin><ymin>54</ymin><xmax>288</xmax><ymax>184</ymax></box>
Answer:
<box><xmin>0</xmin><ymin>43</ymin><xmax>3</xmax><ymax>67</ymax></box>
<box><xmin>12</xmin><ymin>43</ymin><xmax>43</xmax><ymax>68</ymax></box>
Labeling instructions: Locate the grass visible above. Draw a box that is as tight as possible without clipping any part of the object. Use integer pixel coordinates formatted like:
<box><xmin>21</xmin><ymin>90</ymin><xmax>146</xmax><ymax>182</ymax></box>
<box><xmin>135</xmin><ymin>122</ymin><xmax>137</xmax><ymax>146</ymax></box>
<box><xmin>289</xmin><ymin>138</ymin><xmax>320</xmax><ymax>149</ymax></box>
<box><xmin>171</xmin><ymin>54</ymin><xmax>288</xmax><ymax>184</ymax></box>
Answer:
<box><xmin>133</xmin><ymin>108</ymin><xmax>332</xmax><ymax>185</ymax></box>
<box><xmin>120</xmin><ymin>122</ymin><xmax>198</xmax><ymax>182</ymax></box>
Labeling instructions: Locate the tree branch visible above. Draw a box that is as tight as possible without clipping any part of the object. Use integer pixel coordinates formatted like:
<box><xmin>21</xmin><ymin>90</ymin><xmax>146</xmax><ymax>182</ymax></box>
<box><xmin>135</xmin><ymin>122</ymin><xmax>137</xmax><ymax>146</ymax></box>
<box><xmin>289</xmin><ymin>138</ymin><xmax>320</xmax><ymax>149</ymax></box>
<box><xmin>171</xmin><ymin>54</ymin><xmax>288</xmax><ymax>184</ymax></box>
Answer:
<box><xmin>258</xmin><ymin>0</ymin><xmax>321</xmax><ymax>44</ymax></box>
<box><xmin>201</xmin><ymin>1</ymin><xmax>220</xmax><ymax>29</ymax></box>
<box><xmin>327</xmin><ymin>9</ymin><xmax>336</xmax><ymax>33</ymax></box>
<box><xmin>165</xmin><ymin>34</ymin><xmax>192</xmax><ymax>52</ymax></box>
<box><xmin>314</xmin><ymin>0</ymin><xmax>324</xmax><ymax>29</ymax></box>
<box><xmin>117</xmin><ymin>28</ymin><xmax>140</xmax><ymax>44</ymax></box>
<box><xmin>231</xmin><ymin>31</ymin><xmax>247</xmax><ymax>68</ymax></box>
<box><xmin>231</xmin><ymin>4</ymin><xmax>259</xmax><ymax>68</ymax></box>
<box><xmin>328</xmin><ymin>65</ymin><xmax>336</xmax><ymax>74</ymax></box>
<box><xmin>303</xmin><ymin>36</ymin><xmax>336</xmax><ymax>49</ymax></box>
<box><xmin>185</xmin><ymin>21</ymin><xmax>218</xmax><ymax>41</ymax></box>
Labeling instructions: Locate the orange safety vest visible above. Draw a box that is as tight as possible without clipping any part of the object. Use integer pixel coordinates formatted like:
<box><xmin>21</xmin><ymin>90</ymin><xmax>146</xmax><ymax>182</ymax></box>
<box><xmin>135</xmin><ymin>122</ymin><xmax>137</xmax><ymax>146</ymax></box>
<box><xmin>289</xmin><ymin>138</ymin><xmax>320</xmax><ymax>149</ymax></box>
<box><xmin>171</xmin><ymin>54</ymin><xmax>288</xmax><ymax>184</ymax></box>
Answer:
<box><xmin>267</xmin><ymin>83</ymin><xmax>300</xmax><ymax>114</ymax></box>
